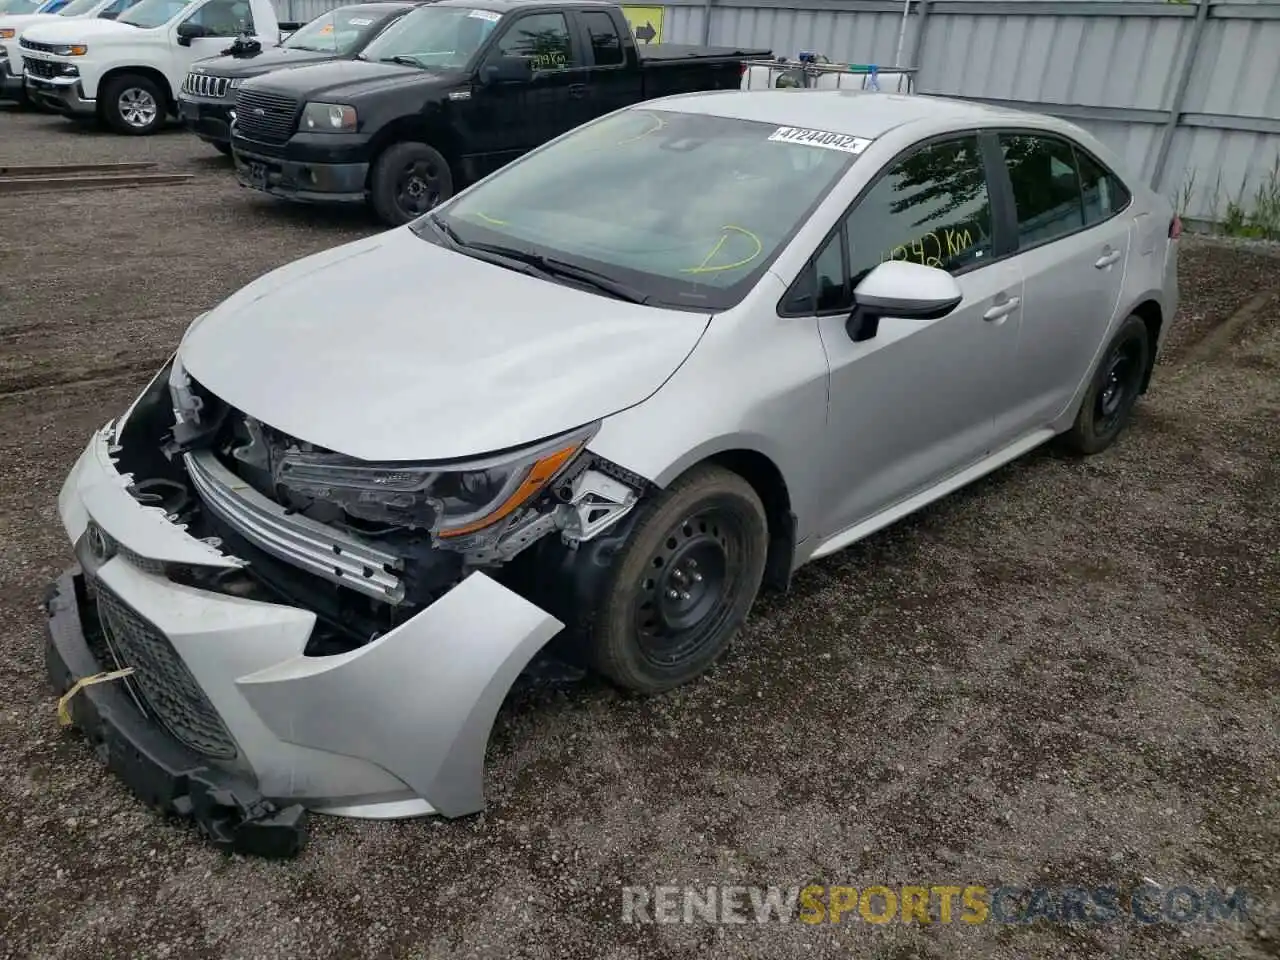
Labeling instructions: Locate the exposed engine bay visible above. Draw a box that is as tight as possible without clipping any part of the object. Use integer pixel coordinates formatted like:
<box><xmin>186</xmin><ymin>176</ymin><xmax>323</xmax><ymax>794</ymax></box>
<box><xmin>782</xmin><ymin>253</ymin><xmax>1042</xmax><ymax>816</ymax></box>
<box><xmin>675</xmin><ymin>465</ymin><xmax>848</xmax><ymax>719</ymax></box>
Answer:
<box><xmin>114</xmin><ymin>355</ymin><xmax>651</xmax><ymax>657</ymax></box>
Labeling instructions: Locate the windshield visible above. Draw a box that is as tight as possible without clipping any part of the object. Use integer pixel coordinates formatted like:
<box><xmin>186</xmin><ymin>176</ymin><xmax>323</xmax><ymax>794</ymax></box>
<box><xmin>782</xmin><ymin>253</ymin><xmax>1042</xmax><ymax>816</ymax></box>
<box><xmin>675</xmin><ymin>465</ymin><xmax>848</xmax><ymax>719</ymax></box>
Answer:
<box><xmin>429</xmin><ymin>110</ymin><xmax>859</xmax><ymax>310</ymax></box>
<box><xmin>359</xmin><ymin>5</ymin><xmax>499</xmax><ymax>69</ymax></box>
<box><xmin>284</xmin><ymin>5</ymin><xmax>394</xmax><ymax>53</ymax></box>
<box><xmin>117</xmin><ymin>0</ymin><xmax>188</xmax><ymax>27</ymax></box>
<box><xmin>0</xmin><ymin>0</ymin><xmax>48</xmax><ymax>12</ymax></box>
<box><xmin>55</xmin><ymin>0</ymin><xmax>101</xmax><ymax>15</ymax></box>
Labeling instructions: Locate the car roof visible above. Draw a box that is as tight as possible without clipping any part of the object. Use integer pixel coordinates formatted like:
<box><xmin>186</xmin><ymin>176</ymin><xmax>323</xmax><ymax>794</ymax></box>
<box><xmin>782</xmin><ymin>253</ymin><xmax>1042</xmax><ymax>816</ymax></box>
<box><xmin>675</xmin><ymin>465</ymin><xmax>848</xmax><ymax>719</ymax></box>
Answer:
<box><xmin>649</xmin><ymin>89</ymin><xmax>1055</xmax><ymax>140</ymax></box>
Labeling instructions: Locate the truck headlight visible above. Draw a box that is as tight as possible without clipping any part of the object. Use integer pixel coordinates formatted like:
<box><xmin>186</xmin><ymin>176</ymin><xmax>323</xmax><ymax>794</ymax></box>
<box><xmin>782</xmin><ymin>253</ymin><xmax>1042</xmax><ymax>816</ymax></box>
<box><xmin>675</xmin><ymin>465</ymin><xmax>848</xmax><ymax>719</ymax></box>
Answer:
<box><xmin>49</xmin><ymin>43</ymin><xmax>88</xmax><ymax>56</ymax></box>
<box><xmin>0</xmin><ymin>28</ymin><xmax>14</xmax><ymax>39</ymax></box>
<box><xmin>300</xmin><ymin>101</ymin><xmax>357</xmax><ymax>132</ymax></box>
<box><xmin>273</xmin><ymin>423</ymin><xmax>598</xmax><ymax>536</ymax></box>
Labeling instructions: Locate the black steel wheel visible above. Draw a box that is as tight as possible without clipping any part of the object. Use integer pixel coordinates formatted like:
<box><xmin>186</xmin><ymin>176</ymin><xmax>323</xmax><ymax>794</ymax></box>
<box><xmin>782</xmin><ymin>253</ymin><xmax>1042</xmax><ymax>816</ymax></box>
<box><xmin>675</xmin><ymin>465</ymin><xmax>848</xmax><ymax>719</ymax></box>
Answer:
<box><xmin>1058</xmin><ymin>313</ymin><xmax>1151</xmax><ymax>456</ymax></box>
<box><xmin>588</xmin><ymin>465</ymin><xmax>768</xmax><ymax>693</ymax></box>
<box><xmin>370</xmin><ymin>141</ymin><xmax>454</xmax><ymax>227</ymax></box>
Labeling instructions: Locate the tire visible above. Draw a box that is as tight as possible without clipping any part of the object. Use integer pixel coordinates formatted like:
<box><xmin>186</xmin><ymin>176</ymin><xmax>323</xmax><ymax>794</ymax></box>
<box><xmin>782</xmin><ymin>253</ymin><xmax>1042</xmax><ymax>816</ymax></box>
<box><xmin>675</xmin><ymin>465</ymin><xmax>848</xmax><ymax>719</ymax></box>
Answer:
<box><xmin>101</xmin><ymin>73</ymin><xmax>166</xmax><ymax>136</ymax></box>
<box><xmin>1057</xmin><ymin>314</ymin><xmax>1150</xmax><ymax>456</ymax></box>
<box><xmin>586</xmin><ymin>465</ymin><xmax>769</xmax><ymax>694</ymax></box>
<box><xmin>369</xmin><ymin>141</ymin><xmax>453</xmax><ymax>227</ymax></box>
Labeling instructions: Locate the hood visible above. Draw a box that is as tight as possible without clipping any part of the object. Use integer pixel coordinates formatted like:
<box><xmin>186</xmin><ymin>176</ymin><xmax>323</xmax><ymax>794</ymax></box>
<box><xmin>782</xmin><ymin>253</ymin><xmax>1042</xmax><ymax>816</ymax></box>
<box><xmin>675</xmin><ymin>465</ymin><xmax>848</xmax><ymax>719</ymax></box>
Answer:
<box><xmin>191</xmin><ymin>45</ymin><xmax>346</xmax><ymax>77</ymax></box>
<box><xmin>23</xmin><ymin>16</ymin><xmax>136</xmax><ymax>41</ymax></box>
<box><xmin>243</xmin><ymin>57</ymin><xmax>453</xmax><ymax>101</ymax></box>
<box><xmin>179</xmin><ymin>228</ymin><xmax>711</xmax><ymax>462</ymax></box>
<box><xmin>0</xmin><ymin>13</ymin><xmax>57</xmax><ymax>29</ymax></box>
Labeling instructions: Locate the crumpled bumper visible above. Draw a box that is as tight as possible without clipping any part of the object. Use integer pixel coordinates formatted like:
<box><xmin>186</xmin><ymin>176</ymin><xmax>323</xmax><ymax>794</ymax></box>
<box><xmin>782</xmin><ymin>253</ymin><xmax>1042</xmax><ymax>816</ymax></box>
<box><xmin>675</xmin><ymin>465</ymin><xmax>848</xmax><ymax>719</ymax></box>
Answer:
<box><xmin>46</xmin><ymin>423</ymin><xmax>565</xmax><ymax>856</ymax></box>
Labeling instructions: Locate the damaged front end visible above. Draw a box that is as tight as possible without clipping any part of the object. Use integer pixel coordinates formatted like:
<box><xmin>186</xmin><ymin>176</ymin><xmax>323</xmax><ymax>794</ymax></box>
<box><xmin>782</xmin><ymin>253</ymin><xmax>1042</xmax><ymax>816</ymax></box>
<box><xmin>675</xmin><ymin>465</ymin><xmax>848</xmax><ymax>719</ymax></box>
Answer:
<box><xmin>44</xmin><ymin>352</ymin><xmax>650</xmax><ymax>857</ymax></box>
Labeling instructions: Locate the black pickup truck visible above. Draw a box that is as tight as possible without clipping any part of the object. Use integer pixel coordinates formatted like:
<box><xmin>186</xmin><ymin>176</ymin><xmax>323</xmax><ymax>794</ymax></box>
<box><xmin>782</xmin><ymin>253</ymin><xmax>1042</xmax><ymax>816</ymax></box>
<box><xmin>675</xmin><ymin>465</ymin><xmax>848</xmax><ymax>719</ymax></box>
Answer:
<box><xmin>229</xmin><ymin>0</ymin><xmax>769</xmax><ymax>224</ymax></box>
<box><xmin>179</xmin><ymin>2</ymin><xmax>428</xmax><ymax>155</ymax></box>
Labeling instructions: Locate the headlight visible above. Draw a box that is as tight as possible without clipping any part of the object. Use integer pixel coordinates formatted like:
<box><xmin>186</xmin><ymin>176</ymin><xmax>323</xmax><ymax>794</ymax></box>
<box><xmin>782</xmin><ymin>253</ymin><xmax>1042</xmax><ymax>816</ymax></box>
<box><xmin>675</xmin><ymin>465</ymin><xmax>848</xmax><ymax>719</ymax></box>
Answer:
<box><xmin>300</xmin><ymin>101</ymin><xmax>357</xmax><ymax>132</ymax></box>
<box><xmin>49</xmin><ymin>43</ymin><xmax>88</xmax><ymax>56</ymax></box>
<box><xmin>273</xmin><ymin>423</ymin><xmax>599</xmax><ymax>537</ymax></box>
<box><xmin>0</xmin><ymin>28</ymin><xmax>13</xmax><ymax>39</ymax></box>
<box><xmin>228</xmin><ymin>77</ymin><xmax>242</xmax><ymax>89</ymax></box>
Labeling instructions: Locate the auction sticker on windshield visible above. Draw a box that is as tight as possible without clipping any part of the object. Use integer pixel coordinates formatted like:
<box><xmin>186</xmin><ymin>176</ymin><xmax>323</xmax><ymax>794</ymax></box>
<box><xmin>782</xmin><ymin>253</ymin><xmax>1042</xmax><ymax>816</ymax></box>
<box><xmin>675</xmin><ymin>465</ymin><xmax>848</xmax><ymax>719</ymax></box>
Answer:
<box><xmin>768</xmin><ymin>126</ymin><xmax>871</xmax><ymax>154</ymax></box>
<box><xmin>468</xmin><ymin>8</ymin><xmax>501</xmax><ymax>19</ymax></box>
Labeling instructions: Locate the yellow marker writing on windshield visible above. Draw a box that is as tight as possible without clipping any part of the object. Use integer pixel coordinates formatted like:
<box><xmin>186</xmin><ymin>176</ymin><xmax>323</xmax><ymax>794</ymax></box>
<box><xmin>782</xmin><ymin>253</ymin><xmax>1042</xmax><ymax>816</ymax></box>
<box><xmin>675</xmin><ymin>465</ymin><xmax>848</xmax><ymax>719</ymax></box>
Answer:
<box><xmin>681</xmin><ymin>225</ymin><xmax>763</xmax><ymax>274</ymax></box>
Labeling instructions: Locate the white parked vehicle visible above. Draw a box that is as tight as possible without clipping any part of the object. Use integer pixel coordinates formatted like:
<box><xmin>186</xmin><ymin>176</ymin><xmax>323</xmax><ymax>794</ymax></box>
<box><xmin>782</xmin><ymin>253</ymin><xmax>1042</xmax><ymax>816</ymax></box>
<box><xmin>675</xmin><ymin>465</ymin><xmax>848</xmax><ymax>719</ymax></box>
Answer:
<box><xmin>21</xmin><ymin>0</ymin><xmax>281</xmax><ymax>134</ymax></box>
<box><xmin>0</xmin><ymin>0</ymin><xmax>66</xmax><ymax>101</ymax></box>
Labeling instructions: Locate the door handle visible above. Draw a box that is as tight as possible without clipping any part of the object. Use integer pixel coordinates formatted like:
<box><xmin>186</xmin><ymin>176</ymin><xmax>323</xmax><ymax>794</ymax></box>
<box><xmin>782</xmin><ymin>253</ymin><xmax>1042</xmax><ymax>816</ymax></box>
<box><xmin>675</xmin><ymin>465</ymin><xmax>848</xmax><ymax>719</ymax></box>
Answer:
<box><xmin>568</xmin><ymin>83</ymin><xmax>587</xmax><ymax>99</ymax></box>
<box><xmin>1095</xmin><ymin>249</ymin><xmax>1122</xmax><ymax>269</ymax></box>
<box><xmin>983</xmin><ymin>296</ymin><xmax>1021</xmax><ymax>321</ymax></box>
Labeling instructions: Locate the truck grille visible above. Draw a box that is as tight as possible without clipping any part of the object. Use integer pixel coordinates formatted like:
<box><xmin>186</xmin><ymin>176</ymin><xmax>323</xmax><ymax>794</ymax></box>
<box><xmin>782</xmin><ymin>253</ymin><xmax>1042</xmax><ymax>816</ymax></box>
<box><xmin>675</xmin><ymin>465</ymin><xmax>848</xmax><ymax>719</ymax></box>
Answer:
<box><xmin>182</xmin><ymin>71</ymin><xmax>230</xmax><ymax>99</ymax></box>
<box><xmin>23</xmin><ymin>57</ymin><xmax>59</xmax><ymax>79</ymax></box>
<box><xmin>232</xmin><ymin>88</ymin><xmax>298</xmax><ymax>143</ymax></box>
<box><xmin>19</xmin><ymin>37</ymin><xmax>59</xmax><ymax>53</ymax></box>
<box><xmin>94</xmin><ymin>580</ymin><xmax>238</xmax><ymax>759</ymax></box>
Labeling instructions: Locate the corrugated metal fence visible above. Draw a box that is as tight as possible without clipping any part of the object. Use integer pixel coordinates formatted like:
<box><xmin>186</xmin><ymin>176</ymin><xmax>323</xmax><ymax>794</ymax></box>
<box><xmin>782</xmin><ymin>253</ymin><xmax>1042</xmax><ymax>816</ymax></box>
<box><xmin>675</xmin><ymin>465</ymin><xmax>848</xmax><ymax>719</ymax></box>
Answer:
<box><xmin>272</xmin><ymin>0</ymin><xmax>1280</xmax><ymax>223</ymax></box>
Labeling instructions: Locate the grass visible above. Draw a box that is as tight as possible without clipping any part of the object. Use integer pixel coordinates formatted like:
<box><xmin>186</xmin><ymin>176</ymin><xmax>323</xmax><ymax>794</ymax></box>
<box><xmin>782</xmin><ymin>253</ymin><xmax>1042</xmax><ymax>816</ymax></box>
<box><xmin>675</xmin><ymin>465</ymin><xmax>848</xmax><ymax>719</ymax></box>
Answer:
<box><xmin>1177</xmin><ymin>155</ymin><xmax>1280</xmax><ymax>241</ymax></box>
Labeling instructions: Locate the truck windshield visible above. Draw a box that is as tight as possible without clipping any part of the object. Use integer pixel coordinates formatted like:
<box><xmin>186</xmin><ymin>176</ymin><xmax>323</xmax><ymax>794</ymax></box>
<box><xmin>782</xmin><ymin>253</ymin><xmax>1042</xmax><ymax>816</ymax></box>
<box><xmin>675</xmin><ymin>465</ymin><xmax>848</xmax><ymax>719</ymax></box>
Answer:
<box><xmin>54</xmin><ymin>0</ymin><xmax>102</xmax><ymax>15</ymax></box>
<box><xmin>359</xmin><ymin>5</ymin><xmax>499</xmax><ymax>69</ymax></box>
<box><xmin>117</xmin><ymin>0</ymin><xmax>191</xmax><ymax>27</ymax></box>
<box><xmin>285</xmin><ymin>5</ymin><xmax>392</xmax><ymax>53</ymax></box>
<box><xmin>428</xmin><ymin>109</ymin><xmax>860</xmax><ymax>311</ymax></box>
<box><xmin>0</xmin><ymin>0</ymin><xmax>47</xmax><ymax>11</ymax></box>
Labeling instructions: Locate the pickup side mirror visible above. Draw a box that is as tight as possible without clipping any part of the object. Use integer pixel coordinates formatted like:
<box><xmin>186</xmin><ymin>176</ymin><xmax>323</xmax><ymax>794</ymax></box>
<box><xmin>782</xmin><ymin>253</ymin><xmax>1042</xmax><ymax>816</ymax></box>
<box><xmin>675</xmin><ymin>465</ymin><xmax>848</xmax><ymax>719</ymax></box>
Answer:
<box><xmin>846</xmin><ymin>260</ymin><xmax>963</xmax><ymax>342</ymax></box>
<box><xmin>480</xmin><ymin>54</ymin><xmax>532</xmax><ymax>84</ymax></box>
<box><xmin>176</xmin><ymin>20</ymin><xmax>203</xmax><ymax>45</ymax></box>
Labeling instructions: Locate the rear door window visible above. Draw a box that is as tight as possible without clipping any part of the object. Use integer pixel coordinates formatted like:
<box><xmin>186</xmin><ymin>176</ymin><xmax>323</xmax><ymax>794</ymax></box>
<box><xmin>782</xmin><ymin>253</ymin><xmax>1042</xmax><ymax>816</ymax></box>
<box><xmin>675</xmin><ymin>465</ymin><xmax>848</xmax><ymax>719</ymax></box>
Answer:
<box><xmin>999</xmin><ymin>134</ymin><xmax>1086</xmax><ymax>247</ymax></box>
<box><xmin>581</xmin><ymin>10</ymin><xmax>622</xmax><ymax>67</ymax></box>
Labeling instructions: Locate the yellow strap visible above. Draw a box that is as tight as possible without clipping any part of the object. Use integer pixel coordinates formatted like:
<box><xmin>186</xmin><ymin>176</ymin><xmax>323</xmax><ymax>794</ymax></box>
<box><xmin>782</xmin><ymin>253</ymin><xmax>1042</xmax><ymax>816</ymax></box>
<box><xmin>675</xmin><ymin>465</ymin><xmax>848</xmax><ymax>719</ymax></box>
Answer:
<box><xmin>57</xmin><ymin>667</ymin><xmax>135</xmax><ymax>727</ymax></box>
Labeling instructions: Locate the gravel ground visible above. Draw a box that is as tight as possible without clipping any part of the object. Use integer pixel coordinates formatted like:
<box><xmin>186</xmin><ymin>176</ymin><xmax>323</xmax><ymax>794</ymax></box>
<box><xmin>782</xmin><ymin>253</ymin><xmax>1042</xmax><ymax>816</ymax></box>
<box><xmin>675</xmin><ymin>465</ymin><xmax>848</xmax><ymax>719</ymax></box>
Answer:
<box><xmin>0</xmin><ymin>107</ymin><xmax>1277</xmax><ymax>960</ymax></box>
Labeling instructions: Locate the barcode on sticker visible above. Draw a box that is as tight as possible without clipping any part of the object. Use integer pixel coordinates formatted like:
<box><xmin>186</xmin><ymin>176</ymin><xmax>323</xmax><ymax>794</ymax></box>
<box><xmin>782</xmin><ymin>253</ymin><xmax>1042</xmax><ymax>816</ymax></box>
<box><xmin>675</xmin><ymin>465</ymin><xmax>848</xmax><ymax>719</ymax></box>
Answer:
<box><xmin>468</xmin><ymin>8</ymin><xmax>501</xmax><ymax>19</ymax></box>
<box><xmin>768</xmin><ymin>126</ymin><xmax>871</xmax><ymax>154</ymax></box>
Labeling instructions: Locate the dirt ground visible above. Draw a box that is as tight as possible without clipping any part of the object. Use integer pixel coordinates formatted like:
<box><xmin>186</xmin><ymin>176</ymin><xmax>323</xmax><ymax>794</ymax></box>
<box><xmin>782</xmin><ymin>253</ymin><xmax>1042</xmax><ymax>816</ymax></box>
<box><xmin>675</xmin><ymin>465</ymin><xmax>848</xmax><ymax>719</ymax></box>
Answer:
<box><xmin>0</xmin><ymin>108</ymin><xmax>1277</xmax><ymax>960</ymax></box>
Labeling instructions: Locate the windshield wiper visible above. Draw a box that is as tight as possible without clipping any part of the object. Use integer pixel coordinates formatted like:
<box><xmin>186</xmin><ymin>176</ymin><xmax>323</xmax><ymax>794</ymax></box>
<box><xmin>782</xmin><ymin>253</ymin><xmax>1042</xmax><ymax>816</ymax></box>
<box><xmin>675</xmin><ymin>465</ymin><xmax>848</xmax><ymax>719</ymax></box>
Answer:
<box><xmin>380</xmin><ymin>55</ymin><xmax>423</xmax><ymax>67</ymax></box>
<box><xmin>417</xmin><ymin>218</ymin><xmax>649</xmax><ymax>304</ymax></box>
<box><xmin>426</xmin><ymin>212</ymin><xmax>463</xmax><ymax>246</ymax></box>
<box><xmin>462</xmin><ymin>242</ymin><xmax>650</xmax><ymax>304</ymax></box>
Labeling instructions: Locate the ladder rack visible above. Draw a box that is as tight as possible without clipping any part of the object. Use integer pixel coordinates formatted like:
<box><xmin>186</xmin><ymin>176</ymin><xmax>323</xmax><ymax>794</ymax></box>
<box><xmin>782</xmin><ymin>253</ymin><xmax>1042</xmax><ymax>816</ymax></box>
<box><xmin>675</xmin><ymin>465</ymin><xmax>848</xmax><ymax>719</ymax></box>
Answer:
<box><xmin>741</xmin><ymin>55</ymin><xmax>918</xmax><ymax>94</ymax></box>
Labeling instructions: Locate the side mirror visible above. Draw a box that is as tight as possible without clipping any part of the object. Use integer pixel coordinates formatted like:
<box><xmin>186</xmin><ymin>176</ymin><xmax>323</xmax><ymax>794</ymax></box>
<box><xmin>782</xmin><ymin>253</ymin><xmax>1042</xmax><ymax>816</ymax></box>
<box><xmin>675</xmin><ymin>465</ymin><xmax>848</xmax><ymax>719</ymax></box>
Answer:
<box><xmin>847</xmin><ymin>260</ymin><xmax>963</xmax><ymax>342</ymax></box>
<box><xmin>480</xmin><ymin>55</ymin><xmax>532</xmax><ymax>85</ymax></box>
<box><xmin>176</xmin><ymin>20</ymin><xmax>202</xmax><ymax>45</ymax></box>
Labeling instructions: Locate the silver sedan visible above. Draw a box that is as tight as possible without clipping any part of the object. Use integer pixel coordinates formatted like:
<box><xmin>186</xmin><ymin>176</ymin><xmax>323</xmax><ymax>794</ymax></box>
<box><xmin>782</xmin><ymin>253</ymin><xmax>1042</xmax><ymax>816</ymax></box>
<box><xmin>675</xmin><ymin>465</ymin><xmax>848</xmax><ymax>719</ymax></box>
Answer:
<box><xmin>46</xmin><ymin>89</ymin><xmax>1179</xmax><ymax>847</ymax></box>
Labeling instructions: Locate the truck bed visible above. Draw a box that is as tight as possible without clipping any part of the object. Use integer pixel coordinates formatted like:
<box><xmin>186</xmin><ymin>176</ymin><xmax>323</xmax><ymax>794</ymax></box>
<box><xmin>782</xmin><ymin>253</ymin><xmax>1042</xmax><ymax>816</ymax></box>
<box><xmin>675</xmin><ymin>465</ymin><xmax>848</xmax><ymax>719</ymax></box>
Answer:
<box><xmin>636</xmin><ymin>43</ymin><xmax>772</xmax><ymax>99</ymax></box>
<box><xmin>639</xmin><ymin>43</ymin><xmax>772</xmax><ymax>64</ymax></box>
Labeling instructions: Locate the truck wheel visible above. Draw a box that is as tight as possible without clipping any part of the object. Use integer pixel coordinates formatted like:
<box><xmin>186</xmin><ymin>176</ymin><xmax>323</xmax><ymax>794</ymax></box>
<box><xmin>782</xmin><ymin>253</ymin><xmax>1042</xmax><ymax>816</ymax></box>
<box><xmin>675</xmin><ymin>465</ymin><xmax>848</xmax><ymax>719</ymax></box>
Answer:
<box><xmin>370</xmin><ymin>141</ymin><xmax>453</xmax><ymax>227</ymax></box>
<box><xmin>585</xmin><ymin>465</ymin><xmax>769</xmax><ymax>694</ymax></box>
<box><xmin>101</xmin><ymin>74</ymin><xmax>166</xmax><ymax>136</ymax></box>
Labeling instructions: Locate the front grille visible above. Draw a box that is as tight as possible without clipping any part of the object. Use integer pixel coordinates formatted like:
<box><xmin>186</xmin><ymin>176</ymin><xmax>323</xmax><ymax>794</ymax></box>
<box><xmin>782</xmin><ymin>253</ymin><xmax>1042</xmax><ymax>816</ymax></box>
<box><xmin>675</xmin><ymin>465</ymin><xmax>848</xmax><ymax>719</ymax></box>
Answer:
<box><xmin>232</xmin><ymin>88</ymin><xmax>299</xmax><ymax>143</ymax></box>
<box><xmin>94</xmin><ymin>580</ymin><xmax>238</xmax><ymax>759</ymax></box>
<box><xmin>182</xmin><ymin>71</ymin><xmax>230</xmax><ymax>99</ymax></box>
<box><xmin>19</xmin><ymin>37</ymin><xmax>59</xmax><ymax>53</ymax></box>
<box><xmin>23</xmin><ymin>57</ymin><xmax>59</xmax><ymax>79</ymax></box>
